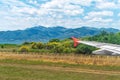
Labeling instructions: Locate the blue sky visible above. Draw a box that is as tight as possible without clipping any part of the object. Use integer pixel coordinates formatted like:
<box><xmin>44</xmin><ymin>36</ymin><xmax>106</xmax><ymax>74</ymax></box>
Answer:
<box><xmin>0</xmin><ymin>0</ymin><xmax>120</xmax><ymax>31</ymax></box>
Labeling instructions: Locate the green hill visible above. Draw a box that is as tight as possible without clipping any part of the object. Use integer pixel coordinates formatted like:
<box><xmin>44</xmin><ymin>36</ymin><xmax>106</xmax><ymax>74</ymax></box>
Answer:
<box><xmin>0</xmin><ymin>26</ymin><xmax>119</xmax><ymax>44</ymax></box>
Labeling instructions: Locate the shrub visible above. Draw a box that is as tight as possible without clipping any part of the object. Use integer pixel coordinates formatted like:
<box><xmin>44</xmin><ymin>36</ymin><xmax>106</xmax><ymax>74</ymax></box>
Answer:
<box><xmin>46</xmin><ymin>42</ymin><xmax>59</xmax><ymax>50</ymax></box>
<box><xmin>49</xmin><ymin>39</ymin><xmax>60</xmax><ymax>42</ymax></box>
<box><xmin>75</xmin><ymin>44</ymin><xmax>96</xmax><ymax>54</ymax></box>
<box><xmin>63</xmin><ymin>48</ymin><xmax>72</xmax><ymax>53</ymax></box>
<box><xmin>31</xmin><ymin>42</ymin><xmax>37</xmax><ymax>49</ymax></box>
<box><xmin>19</xmin><ymin>46</ymin><xmax>29</xmax><ymax>52</ymax></box>
<box><xmin>23</xmin><ymin>42</ymin><xmax>30</xmax><ymax>45</ymax></box>
<box><xmin>62</xmin><ymin>41</ymin><xmax>73</xmax><ymax>48</ymax></box>
<box><xmin>36</xmin><ymin>42</ymin><xmax>44</xmax><ymax>49</ymax></box>
<box><xmin>1</xmin><ymin>45</ymin><xmax>4</xmax><ymax>48</ymax></box>
<box><xmin>52</xmin><ymin>44</ymin><xmax>64</xmax><ymax>53</ymax></box>
<box><xmin>12</xmin><ymin>49</ymin><xmax>17</xmax><ymax>52</ymax></box>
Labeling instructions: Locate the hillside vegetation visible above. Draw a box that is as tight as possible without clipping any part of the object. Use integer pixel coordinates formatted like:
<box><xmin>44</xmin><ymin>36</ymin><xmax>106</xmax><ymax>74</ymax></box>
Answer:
<box><xmin>18</xmin><ymin>38</ymin><xmax>97</xmax><ymax>54</ymax></box>
<box><xmin>84</xmin><ymin>31</ymin><xmax>120</xmax><ymax>44</ymax></box>
<box><xmin>0</xmin><ymin>26</ymin><xmax>119</xmax><ymax>43</ymax></box>
<box><xmin>0</xmin><ymin>31</ymin><xmax>120</xmax><ymax>55</ymax></box>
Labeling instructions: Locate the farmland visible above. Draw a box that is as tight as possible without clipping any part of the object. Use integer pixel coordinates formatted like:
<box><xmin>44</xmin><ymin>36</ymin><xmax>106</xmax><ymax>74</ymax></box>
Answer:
<box><xmin>0</xmin><ymin>52</ymin><xmax>120</xmax><ymax>80</ymax></box>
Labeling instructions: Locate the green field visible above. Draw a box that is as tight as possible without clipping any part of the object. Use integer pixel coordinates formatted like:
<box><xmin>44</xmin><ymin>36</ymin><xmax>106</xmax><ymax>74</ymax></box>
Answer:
<box><xmin>0</xmin><ymin>65</ymin><xmax>120</xmax><ymax>80</ymax></box>
<box><xmin>0</xmin><ymin>53</ymin><xmax>120</xmax><ymax>80</ymax></box>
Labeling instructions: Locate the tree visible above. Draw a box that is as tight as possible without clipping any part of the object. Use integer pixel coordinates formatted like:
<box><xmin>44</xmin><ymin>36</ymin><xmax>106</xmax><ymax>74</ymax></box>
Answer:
<box><xmin>31</xmin><ymin>42</ymin><xmax>37</xmax><ymax>49</ymax></box>
<box><xmin>49</xmin><ymin>39</ymin><xmax>60</xmax><ymax>42</ymax></box>
<box><xmin>63</xmin><ymin>48</ymin><xmax>72</xmax><ymax>53</ymax></box>
<box><xmin>19</xmin><ymin>46</ymin><xmax>29</xmax><ymax>52</ymax></box>
<box><xmin>62</xmin><ymin>41</ymin><xmax>73</xmax><ymax>48</ymax></box>
<box><xmin>46</xmin><ymin>42</ymin><xmax>58</xmax><ymax>50</ymax></box>
<box><xmin>1</xmin><ymin>45</ymin><xmax>4</xmax><ymax>48</ymax></box>
<box><xmin>75</xmin><ymin>44</ymin><xmax>96</xmax><ymax>54</ymax></box>
<box><xmin>36</xmin><ymin>42</ymin><xmax>44</xmax><ymax>49</ymax></box>
<box><xmin>23</xmin><ymin>42</ymin><xmax>30</xmax><ymax>45</ymax></box>
<box><xmin>100</xmin><ymin>31</ymin><xmax>109</xmax><ymax>36</ymax></box>
<box><xmin>52</xmin><ymin>44</ymin><xmax>64</xmax><ymax>53</ymax></box>
<box><xmin>45</xmin><ymin>42</ymin><xmax>65</xmax><ymax>53</ymax></box>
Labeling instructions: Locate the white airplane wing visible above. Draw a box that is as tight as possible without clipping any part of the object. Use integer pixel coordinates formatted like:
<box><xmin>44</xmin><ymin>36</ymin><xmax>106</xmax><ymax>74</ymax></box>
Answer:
<box><xmin>72</xmin><ymin>37</ymin><xmax>120</xmax><ymax>55</ymax></box>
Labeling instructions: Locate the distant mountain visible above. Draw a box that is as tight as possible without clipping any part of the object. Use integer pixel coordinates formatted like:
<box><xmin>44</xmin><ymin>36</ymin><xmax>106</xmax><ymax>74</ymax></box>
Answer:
<box><xmin>0</xmin><ymin>26</ymin><xmax>119</xmax><ymax>44</ymax></box>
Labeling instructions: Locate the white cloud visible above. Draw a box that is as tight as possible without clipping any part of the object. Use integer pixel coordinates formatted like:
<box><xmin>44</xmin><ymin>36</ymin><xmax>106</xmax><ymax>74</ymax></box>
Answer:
<box><xmin>29</xmin><ymin>0</ymin><xmax>37</xmax><ymax>4</ymax></box>
<box><xmin>0</xmin><ymin>0</ymin><xmax>119</xmax><ymax>30</ymax></box>
<box><xmin>88</xmin><ymin>17</ymin><xmax>113</xmax><ymax>23</ymax></box>
<box><xmin>10</xmin><ymin>0</ymin><xmax>84</xmax><ymax>16</ymax></box>
<box><xmin>70</xmin><ymin>0</ymin><xmax>93</xmax><ymax>6</ymax></box>
<box><xmin>0</xmin><ymin>0</ymin><xmax>30</xmax><ymax>7</ymax></box>
<box><xmin>84</xmin><ymin>11</ymin><xmax>113</xmax><ymax>19</ymax></box>
<box><xmin>41</xmin><ymin>0</ymin><xmax>93</xmax><ymax>8</ymax></box>
<box><xmin>84</xmin><ymin>10</ymin><xmax>113</xmax><ymax>26</ymax></box>
<box><xmin>118</xmin><ymin>0</ymin><xmax>120</xmax><ymax>3</ymax></box>
<box><xmin>40</xmin><ymin>0</ymin><xmax>84</xmax><ymax>16</ymax></box>
<box><xmin>118</xmin><ymin>13</ymin><xmax>120</xmax><ymax>16</ymax></box>
<box><xmin>12</xmin><ymin>7</ymin><xmax>37</xmax><ymax>15</ymax></box>
<box><xmin>96</xmin><ymin>1</ymin><xmax>117</xmax><ymax>9</ymax></box>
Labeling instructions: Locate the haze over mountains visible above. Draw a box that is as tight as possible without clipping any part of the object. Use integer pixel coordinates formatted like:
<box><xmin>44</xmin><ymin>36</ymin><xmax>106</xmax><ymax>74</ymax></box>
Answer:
<box><xmin>0</xmin><ymin>26</ymin><xmax>119</xmax><ymax>44</ymax></box>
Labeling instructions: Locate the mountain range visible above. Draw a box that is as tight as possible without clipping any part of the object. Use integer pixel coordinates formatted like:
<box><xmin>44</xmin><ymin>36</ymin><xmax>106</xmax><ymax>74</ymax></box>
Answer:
<box><xmin>0</xmin><ymin>26</ymin><xmax>119</xmax><ymax>44</ymax></box>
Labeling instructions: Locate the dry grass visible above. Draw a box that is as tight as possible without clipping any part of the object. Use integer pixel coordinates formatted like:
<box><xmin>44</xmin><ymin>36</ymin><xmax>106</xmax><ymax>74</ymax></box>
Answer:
<box><xmin>0</xmin><ymin>52</ymin><xmax>120</xmax><ymax>66</ymax></box>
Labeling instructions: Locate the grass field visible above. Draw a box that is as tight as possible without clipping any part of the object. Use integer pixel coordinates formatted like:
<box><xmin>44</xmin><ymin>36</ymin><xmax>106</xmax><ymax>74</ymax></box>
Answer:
<box><xmin>0</xmin><ymin>64</ymin><xmax>120</xmax><ymax>80</ymax></box>
<box><xmin>0</xmin><ymin>52</ymin><xmax>120</xmax><ymax>80</ymax></box>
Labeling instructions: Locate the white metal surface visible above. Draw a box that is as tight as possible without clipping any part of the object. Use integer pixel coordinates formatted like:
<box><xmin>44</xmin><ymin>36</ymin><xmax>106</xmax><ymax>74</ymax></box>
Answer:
<box><xmin>77</xmin><ymin>41</ymin><xmax>120</xmax><ymax>55</ymax></box>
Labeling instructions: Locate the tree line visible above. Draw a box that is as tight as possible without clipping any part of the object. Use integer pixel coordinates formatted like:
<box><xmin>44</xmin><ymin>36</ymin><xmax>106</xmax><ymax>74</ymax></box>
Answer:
<box><xmin>19</xmin><ymin>38</ymin><xmax>96</xmax><ymax>54</ymax></box>
<box><xmin>84</xmin><ymin>31</ymin><xmax>120</xmax><ymax>44</ymax></box>
<box><xmin>19</xmin><ymin>31</ymin><xmax>120</xmax><ymax>54</ymax></box>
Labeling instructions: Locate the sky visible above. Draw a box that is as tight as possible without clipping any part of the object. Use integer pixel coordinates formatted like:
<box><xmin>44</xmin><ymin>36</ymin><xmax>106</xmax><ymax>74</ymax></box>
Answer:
<box><xmin>0</xmin><ymin>0</ymin><xmax>120</xmax><ymax>31</ymax></box>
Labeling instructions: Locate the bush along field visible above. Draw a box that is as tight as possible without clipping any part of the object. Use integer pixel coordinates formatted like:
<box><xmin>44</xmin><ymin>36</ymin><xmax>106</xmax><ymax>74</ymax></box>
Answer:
<box><xmin>0</xmin><ymin>38</ymin><xmax>97</xmax><ymax>54</ymax></box>
<box><xmin>18</xmin><ymin>38</ymin><xmax>97</xmax><ymax>54</ymax></box>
